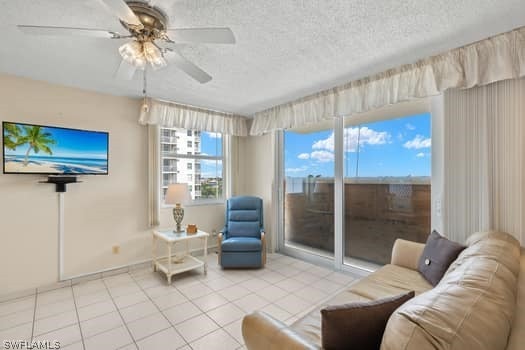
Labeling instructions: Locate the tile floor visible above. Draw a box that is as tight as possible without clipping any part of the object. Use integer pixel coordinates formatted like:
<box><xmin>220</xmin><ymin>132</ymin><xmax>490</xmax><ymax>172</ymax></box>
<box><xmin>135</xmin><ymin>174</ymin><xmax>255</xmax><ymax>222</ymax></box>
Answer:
<box><xmin>0</xmin><ymin>253</ymin><xmax>357</xmax><ymax>350</ymax></box>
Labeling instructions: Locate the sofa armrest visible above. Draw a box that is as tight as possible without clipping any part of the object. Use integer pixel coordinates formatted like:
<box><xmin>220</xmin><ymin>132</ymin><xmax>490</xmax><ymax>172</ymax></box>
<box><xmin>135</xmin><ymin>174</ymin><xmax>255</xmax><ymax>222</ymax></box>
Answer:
<box><xmin>391</xmin><ymin>239</ymin><xmax>425</xmax><ymax>270</ymax></box>
<box><xmin>242</xmin><ymin>312</ymin><xmax>318</xmax><ymax>350</ymax></box>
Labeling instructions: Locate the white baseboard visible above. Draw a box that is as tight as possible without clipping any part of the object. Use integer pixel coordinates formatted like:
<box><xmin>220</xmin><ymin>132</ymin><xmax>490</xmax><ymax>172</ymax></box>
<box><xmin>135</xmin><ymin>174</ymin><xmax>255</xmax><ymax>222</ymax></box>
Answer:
<box><xmin>0</xmin><ymin>245</ymin><xmax>218</xmax><ymax>303</ymax></box>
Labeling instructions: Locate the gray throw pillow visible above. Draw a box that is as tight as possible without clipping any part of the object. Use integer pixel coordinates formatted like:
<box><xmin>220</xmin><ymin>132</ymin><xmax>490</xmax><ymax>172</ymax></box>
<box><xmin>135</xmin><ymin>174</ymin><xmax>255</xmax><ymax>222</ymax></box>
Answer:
<box><xmin>418</xmin><ymin>230</ymin><xmax>465</xmax><ymax>286</ymax></box>
<box><xmin>321</xmin><ymin>291</ymin><xmax>415</xmax><ymax>350</ymax></box>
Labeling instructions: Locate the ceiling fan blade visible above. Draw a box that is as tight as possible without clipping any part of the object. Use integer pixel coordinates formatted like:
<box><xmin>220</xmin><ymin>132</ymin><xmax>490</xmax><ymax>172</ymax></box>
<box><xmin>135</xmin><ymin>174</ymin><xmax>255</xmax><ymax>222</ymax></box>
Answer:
<box><xmin>17</xmin><ymin>25</ymin><xmax>116</xmax><ymax>38</ymax></box>
<box><xmin>98</xmin><ymin>0</ymin><xmax>143</xmax><ymax>27</ymax></box>
<box><xmin>115</xmin><ymin>59</ymin><xmax>137</xmax><ymax>80</ymax></box>
<box><xmin>166</xmin><ymin>28</ymin><xmax>236</xmax><ymax>44</ymax></box>
<box><xmin>165</xmin><ymin>50</ymin><xmax>212</xmax><ymax>83</ymax></box>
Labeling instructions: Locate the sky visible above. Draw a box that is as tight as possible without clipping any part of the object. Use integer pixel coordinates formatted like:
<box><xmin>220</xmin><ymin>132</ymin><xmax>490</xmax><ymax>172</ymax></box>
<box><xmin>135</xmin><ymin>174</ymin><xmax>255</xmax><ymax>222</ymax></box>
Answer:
<box><xmin>199</xmin><ymin>132</ymin><xmax>223</xmax><ymax>179</ymax></box>
<box><xmin>4</xmin><ymin>123</ymin><xmax>108</xmax><ymax>159</ymax></box>
<box><xmin>285</xmin><ymin>113</ymin><xmax>431</xmax><ymax>178</ymax></box>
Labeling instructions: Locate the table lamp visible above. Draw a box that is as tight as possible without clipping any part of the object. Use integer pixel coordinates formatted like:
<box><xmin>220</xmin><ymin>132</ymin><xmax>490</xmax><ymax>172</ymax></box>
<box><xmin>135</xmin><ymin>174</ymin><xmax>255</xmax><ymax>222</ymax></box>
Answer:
<box><xmin>165</xmin><ymin>183</ymin><xmax>191</xmax><ymax>233</ymax></box>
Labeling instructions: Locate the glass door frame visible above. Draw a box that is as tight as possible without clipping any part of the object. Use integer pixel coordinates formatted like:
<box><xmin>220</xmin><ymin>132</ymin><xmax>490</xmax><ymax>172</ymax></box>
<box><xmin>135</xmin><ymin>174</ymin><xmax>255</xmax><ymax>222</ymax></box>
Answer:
<box><xmin>275</xmin><ymin>117</ymin><xmax>374</xmax><ymax>276</ymax></box>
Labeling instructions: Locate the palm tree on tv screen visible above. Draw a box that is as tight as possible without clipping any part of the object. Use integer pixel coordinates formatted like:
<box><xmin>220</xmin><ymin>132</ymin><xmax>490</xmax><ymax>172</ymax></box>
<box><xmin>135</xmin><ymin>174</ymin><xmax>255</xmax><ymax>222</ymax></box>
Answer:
<box><xmin>3</xmin><ymin>123</ymin><xmax>22</xmax><ymax>150</ymax></box>
<box><xmin>18</xmin><ymin>126</ymin><xmax>56</xmax><ymax>166</ymax></box>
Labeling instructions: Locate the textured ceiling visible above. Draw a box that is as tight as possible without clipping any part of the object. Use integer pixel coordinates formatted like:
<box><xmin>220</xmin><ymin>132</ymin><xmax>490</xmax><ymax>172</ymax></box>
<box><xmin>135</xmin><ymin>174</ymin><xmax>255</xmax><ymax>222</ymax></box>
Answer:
<box><xmin>0</xmin><ymin>0</ymin><xmax>524</xmax><ymax>116</ymax></box>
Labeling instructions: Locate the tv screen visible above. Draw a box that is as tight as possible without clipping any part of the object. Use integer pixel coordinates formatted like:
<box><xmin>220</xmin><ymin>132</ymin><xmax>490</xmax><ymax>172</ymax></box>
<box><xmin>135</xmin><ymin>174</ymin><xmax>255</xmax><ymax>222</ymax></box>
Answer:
<box><xmin>2</xmin><ymin>121</ymin><xmax>109</xmax><ymax>175</ymax></box>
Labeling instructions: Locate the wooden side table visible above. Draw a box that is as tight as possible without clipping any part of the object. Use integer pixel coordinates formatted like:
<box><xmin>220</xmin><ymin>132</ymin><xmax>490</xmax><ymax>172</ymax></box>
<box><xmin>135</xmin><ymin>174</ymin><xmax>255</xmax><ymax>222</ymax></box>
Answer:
<box><xmin>152</xmin><ymin>229</ymin><xmax>209</xmax><ymax>284</ymax></box>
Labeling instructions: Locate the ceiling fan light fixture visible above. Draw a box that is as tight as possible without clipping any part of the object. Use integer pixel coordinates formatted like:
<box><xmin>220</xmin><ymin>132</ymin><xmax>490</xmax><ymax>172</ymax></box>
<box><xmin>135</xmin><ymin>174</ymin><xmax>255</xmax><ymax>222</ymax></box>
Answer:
<box><xmin>143</xmin><ymin>41</ymin><xmax>167</xmax><ymax>70</ymax></box>
<box><xmin>119</xmin><ymin>41</ymin><xmax>146</xmax><ymax>68</ymax></box>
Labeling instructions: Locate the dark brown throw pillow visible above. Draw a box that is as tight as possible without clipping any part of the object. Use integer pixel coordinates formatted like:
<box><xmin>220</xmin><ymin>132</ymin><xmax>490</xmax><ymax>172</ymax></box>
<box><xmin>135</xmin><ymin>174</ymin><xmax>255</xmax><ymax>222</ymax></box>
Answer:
<box><xmin>321</xmin><ymin>291</ymin><xmax>415</xmax><ymax>350</ymax></box>
<box><xmin>418</xmin><ymin>230</ymin><xmax>465</xmax><ymax>286</ymax></box>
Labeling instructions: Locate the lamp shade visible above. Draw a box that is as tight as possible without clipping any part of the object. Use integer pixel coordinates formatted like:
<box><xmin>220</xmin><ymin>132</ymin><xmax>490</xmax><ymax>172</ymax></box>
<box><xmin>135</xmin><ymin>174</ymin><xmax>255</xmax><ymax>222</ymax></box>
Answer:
<box><xmin>165</xmin><ymin>183</ymin><xmax>191</xmax><ymax>205</ymax></box>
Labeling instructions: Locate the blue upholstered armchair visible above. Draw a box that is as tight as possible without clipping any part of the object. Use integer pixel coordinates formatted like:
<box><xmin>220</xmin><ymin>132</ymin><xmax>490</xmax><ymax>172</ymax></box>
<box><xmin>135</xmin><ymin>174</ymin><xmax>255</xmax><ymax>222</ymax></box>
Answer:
<box><xmin>219</xmin><ymin>196</ymin><xmax>266</xmax><ymax>268</ymax></box>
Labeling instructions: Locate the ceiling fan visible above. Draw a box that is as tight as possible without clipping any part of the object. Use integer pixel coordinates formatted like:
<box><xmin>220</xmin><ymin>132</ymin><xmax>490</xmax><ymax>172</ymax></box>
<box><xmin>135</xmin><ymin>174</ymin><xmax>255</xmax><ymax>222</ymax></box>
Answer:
<box><xmin>17</xmin><ymin>0</ymin><xmax>236</xmax><ymax>83</ymax></box>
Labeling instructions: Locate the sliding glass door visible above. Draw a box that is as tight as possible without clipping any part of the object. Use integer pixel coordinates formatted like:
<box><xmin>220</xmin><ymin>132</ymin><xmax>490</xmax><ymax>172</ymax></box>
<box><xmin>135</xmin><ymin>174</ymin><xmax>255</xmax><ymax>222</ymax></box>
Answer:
<box><xmin>343</xmin><ymin>114</ymin><xmax>431</xmax><ymax>268</ymax></box>
<box><xmin>282</xmin><ymin>124</ymin><xmax>335</xmax><ymax>259</ymax></box>
<box><xmin>279</xmin><ymin>112</ymin><xmax>431</xmax><ymax>270</ymax></box>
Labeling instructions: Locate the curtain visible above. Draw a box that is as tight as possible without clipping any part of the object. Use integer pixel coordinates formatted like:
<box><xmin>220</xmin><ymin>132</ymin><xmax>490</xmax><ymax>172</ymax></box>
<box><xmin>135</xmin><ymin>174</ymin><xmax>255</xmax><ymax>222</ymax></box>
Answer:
<box><xmin>147</xmin><ymin>125</ymin><xmax>160</xmax><ymax>227</ymax></box>
<box><xmin>443</xmin><ymin>77</ymin><xmax>525</xmax><ymax>245</ymax></box>
<box><xmin>250</xmin><ymin>26</ymin><xmax>525</xmax><ymax>135</ymax></box>
<box><xmin>140</xmin><ymin>99</ymin><xmax>249</xmax><ymax>136</ymax></box>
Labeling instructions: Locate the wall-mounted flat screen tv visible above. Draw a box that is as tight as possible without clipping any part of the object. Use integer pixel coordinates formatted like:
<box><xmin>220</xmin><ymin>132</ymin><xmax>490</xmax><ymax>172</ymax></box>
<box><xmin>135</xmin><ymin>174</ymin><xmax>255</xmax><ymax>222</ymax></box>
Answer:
<box><xmin>2</xmin><ymin>121</ymin><xmax>109</xmax><ymax>175</ymax></box>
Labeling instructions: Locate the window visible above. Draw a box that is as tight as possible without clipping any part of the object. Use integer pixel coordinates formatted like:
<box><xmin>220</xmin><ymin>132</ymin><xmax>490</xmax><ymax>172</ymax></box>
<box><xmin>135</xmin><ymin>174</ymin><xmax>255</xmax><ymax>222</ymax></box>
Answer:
<box><xmin>160</xmin><ymin>127</ymin><xmax>224</xmax><ymax>202</ymax></box>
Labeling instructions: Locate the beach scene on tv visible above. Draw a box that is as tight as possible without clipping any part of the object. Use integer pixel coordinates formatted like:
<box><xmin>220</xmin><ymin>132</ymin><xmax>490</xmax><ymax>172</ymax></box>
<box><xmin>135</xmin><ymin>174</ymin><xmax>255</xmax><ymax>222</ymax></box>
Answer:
<box><xmin>3</xmin><ymin>122</ymin><xmax>108</xmax><ymax>174</ymax></box>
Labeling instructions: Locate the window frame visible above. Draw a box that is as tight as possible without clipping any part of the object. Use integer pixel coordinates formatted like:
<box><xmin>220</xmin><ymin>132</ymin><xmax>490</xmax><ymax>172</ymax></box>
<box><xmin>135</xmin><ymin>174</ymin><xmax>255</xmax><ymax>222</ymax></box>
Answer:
<box><xmin>159</xmin><ymin>127</ymin><xmax>225</xmax><ymax>207</ymax></box>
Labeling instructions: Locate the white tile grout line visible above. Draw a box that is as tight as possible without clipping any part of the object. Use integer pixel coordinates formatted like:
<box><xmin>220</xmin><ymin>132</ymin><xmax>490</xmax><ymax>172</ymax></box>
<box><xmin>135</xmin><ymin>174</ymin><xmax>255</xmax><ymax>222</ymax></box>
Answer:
<box><xmin>101</xmin><ymin>277</ymin><xmax>140</xmax><ymax>350</ymax></box>
<box><xmin>128</xmin><ymin>267</ymin><xmax>212</xmax><ymax>348</ymax></box>
<box><xmin>129</xmin><ymin>278</ymin><xmax>183</xmax><ymax>339</ymax></box>
<box><xmin>30</xmin><ymin>292</ymin><xmax>37</xmax><ymax>342</ymax></box>
<box><xmin>5</xmin><ymin>254</ymin><xmax>359</xmax><ymax>349</ymax></box>
<box><xmin>71</xmin><ymin>285</ymin><xmax>87</xmax><ymax>350</ymax></box>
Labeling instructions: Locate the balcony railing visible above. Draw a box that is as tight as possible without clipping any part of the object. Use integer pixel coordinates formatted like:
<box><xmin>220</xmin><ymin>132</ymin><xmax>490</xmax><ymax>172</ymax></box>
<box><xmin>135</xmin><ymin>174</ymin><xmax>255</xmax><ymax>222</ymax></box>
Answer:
<box><xmin>284</xmin><ymin>179</ymin><xmax>430</xmax><ymax>265</ymax></box>
<box><xmin>161</xmin><ymin>136</ymin><xmax>179</xmax><ymax>143</ymax></box>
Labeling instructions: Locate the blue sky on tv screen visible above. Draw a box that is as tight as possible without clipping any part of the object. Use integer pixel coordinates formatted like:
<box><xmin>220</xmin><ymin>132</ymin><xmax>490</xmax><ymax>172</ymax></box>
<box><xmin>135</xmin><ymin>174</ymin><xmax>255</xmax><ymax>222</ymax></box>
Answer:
<box><xmin>5</xmin><ymin>123</ymin><xmax>108</xmax><ymax>159</ymax></box>
<box><xmin>285</xmin><ymin>113</ymin><xmax>431</xmax><ymax>178</ymax></box>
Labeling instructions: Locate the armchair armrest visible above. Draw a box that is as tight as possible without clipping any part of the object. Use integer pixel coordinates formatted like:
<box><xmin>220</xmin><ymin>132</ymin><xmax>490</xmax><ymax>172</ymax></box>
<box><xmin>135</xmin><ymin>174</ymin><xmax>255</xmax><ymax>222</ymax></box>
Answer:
<box><xmin>242</xmin><ymin>312</ymin><xmax>318</xmax><ymax>350</ymax></box>
<box><xmin>260</xmin><ymin>231</ymin><xmax>266</xmax><ymax>266</ymax></box>
<box><xmin>391</xmin><ymin>239</ymin><xmax>425</xmax><ymax>270</ymax></box>
<box><xmin>218</xmin><ymin>231</ymin><xmax>224</xmax><ymax>266</ymax></box>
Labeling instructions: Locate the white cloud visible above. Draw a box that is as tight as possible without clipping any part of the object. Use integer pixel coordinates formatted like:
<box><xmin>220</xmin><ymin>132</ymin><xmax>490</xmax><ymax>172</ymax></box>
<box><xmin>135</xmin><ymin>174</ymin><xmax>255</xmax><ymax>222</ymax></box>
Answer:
<box><xmin>416</xmin><ymin>152</ymin><xmax>425</xmax><ymax>158</ymax></box>
<box><xmin>286</xmin><ymin>166</ymin><xmax>308</xmax><ymax>173</ymax></box>
<box><xmin>405</xmin><ymin>123</ymin><xmax>416</xmax><ymax>130</ymax></box>
<box><xmin>312</xmin><ymin>134</ymin><xmax>334</xmax><ymax>151</ymax></box>
<box><xmin>310</xmin><ymin>150</ymin><xmax>334</xmax><ymax>163</ymax></box>
<box><xmin>297</xmin><ymin>153</ymin><xmax>310</xmax><ymax>160</ymax></box>
<box><xmin>403</xmin><ymin>135</ymin><xmax>431</xmax><ymax>149</ymax></box>
<box><xmin>205</xmin><ymin>132</ymin><xmax>222</xmax><ymax>138</ymax></box>
<box><xmin>312</xmin><ymin>127</ymin><xmax>390</xmax><ymax>153</ymax></box>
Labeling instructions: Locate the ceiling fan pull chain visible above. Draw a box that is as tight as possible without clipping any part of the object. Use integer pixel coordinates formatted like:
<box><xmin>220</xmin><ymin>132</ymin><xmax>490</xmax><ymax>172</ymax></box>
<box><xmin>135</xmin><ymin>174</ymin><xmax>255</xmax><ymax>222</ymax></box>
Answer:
<box><xmin>141</xmin><ymin>67</ymin><xmax>149</xmax><ymax>113</ymax></box>
<box><xmin>143</xmin><ymin>66</ymin><xmax>147</xmax><ymax>98</ymax></box>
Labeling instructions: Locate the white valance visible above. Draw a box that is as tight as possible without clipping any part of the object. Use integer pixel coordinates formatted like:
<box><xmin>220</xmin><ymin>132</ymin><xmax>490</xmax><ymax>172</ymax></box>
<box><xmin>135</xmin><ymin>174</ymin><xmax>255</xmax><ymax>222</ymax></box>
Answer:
<box><xmin>250</xmin><ymin>26</ymin><xmax>525</xmax><ymax>135</ymax></box>
<box><xmin>140</xmin><ymin>99</ymin><xmax>249</xmax><ymax>136</ymax></box>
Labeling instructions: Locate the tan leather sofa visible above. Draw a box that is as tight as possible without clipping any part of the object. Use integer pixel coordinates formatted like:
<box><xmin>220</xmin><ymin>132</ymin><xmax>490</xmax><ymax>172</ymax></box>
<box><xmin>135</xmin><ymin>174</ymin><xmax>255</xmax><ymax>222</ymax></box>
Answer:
<box><xmin>242</xmin><ymin>231</ymin><xmax>525</xmax><ymax>350</ymax></box>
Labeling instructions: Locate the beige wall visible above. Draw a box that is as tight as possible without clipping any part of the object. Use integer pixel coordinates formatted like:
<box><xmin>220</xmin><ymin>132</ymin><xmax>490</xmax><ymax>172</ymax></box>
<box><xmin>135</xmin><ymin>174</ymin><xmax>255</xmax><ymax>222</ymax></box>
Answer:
<box><xmin>0</xmin><ymin>74</ymin><xmax>224</xmax><ymax>294</ymax></box>
<box><xmin>235</xmin><ymin>133</ymin><xmax>276</xmax><ymax>251</ymax></box>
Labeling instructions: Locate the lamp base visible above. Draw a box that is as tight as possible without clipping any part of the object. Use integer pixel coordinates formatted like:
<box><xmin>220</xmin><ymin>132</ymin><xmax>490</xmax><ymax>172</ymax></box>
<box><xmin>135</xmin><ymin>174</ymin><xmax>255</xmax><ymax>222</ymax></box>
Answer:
<box><xmin>173</xmin><ymin>205</ymin><xmax>184</xmax><ymax>233</ymax></box>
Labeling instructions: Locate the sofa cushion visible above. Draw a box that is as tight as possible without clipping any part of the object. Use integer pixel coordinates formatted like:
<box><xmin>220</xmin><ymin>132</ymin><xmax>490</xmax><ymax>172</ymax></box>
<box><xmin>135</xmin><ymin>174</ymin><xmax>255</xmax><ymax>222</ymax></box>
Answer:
<box><xmin>321</xmin><ymin>291</ymin><xmax>415</xmax><ymax>350</ymax></box>
<box><xmin>381</xmin><ymin>231</ymin><xmax>521</xmax><ymax>350</ymax></box>
<box><xmin>506</xmin><ymin>248</ymin><xmax>525</xmax><ymax>350</ymax></box>
<box><xmin>291</xmin><ymin>266</ymin><xmax>432</xmax><ymax>348</ymax></box>
<box><xmin>417</xmin><ymin>230</ymin><xmax>465</xmax><ymax>286</ymax></box>
<box><xmin>221</xmin><ymin>237</ymin><xmax>262</xmax><ymax>252</ymax></box>
<box><xmin>292</xmin><ymin>291</ymin><xmax>370</xmax><ymax>348</ymax></box>
<box><xmin>350</xmin><ymin>264</ymin><xmax>433</xmax><ymax>299</ymax></box>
